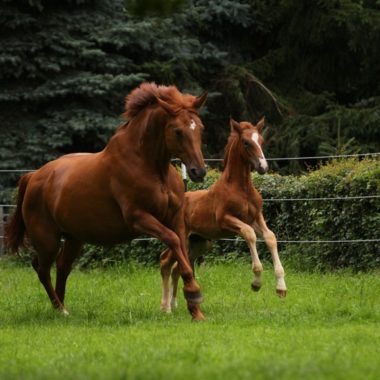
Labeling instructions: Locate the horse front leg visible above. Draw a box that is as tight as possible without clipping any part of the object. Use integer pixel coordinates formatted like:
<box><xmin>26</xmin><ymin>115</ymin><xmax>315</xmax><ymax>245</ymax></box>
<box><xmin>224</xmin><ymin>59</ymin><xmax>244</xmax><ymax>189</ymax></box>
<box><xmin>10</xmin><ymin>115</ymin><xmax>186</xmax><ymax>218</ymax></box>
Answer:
<box><xmin>254</xmin><ymin>214</ymin><xmax>287</xmax><ymax>297</ymax></box>
<box><xmin>221</xmin><ymin>215</ymin><xmax>263</xmax><ymax>291</ymax></box>
<box><xmin>132</xmin><ymin>211</ymin><xmax>204</xmax><ymax>321</ymax></box>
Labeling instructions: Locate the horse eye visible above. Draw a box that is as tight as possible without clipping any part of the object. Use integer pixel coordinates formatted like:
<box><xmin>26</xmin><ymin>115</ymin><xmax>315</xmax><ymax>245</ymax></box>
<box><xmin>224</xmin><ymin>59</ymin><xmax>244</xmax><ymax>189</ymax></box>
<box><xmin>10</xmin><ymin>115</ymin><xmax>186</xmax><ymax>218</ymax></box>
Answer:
<box><xmin>243</xmin><ymin>140</ymin><xmax>250</xmax><ymax>148</ymax></box>
<box><xmin>174</xmin><ymin>129</ymin><xmax>183</xmax><ymax>139</ymax></box>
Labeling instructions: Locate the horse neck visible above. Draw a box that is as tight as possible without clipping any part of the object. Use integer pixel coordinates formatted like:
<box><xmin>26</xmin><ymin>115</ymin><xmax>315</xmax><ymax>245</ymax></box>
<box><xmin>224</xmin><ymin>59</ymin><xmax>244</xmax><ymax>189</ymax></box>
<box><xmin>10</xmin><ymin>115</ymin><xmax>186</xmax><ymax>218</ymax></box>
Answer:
<box><xmin>105</xmin><ymin>110</ymin><xmax>171</xmax><ymax>178</ymax></box>
<box><xmin>221</xmin><ymin>139</ymin><xmax>252</xmax><ymax>189</ymax></box>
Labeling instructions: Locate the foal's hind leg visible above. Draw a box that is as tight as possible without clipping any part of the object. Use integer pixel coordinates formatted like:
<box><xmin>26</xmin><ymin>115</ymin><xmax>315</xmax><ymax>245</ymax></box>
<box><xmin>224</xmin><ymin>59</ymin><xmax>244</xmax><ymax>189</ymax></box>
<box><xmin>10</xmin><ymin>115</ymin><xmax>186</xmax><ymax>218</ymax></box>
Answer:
<box><xmin>55</xmin><ymin>238</ymin><xmax>83</xmax><ymax>308</ymax></box>
<box><xmin>160</xmin><ymin>248</ymin><xmax>176</xmax><ymax>313</ymax></box>
<box><xmin>134</xmin><ymin>211</ymin><xmax>204</xmax><ymax>321</ymax></box>
<box><xmin>254</xmin><ymin>213</ymin><xmax>287</xmax><ymax>297</ymax></box>
<box><xmin>170</xmin><ymin>262</ymin><xmax>180</xmax><ymax>310</ymax></box>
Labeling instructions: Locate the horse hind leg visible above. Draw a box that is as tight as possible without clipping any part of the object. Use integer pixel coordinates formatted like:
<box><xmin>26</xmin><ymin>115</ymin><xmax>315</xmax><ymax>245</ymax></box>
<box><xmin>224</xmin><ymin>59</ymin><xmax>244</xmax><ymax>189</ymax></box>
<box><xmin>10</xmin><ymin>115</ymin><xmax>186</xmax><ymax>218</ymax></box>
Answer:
<box><xmin>29</xmin><ymin>229</ymin><xmax>68</xmax><ymax>314</ymax></box>
<box><xmin>55</xmin><ymin>238</ymin><xmax>83</xmax><ymax>309</ymax></box>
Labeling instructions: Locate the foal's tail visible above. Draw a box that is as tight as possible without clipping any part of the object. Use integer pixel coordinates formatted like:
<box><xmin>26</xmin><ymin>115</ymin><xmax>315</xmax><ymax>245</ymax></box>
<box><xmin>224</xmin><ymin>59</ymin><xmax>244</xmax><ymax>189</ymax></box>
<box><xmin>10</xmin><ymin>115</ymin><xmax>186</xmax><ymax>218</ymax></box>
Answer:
<box><xmin>4</xmin><ymin>173</ymin><xmax>32</xmax><ymax>253</ymax></box>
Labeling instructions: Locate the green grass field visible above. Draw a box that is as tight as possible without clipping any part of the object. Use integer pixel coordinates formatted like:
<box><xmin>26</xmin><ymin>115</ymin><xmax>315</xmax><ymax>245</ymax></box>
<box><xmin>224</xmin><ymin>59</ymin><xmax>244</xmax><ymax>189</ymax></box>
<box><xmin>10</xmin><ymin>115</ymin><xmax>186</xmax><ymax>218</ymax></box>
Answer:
<box><xmin>0</xmin><ymin>259</ymin><xmax>379</xmax><ymax>380</ymax></box>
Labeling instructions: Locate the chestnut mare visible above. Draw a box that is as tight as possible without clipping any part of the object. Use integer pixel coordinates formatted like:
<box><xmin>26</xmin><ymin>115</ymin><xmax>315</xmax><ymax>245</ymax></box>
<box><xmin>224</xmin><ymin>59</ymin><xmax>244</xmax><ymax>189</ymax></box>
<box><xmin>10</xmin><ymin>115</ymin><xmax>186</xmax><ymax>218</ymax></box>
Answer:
<box><xmin>5</xmin><ymin>82</ymin><xmax>208</xmax><ymax>320</ymax></box>
<box><xmin>160</xmin><ymin>118</ymin><xmax>287</xmax><ymax>313</ymax></box>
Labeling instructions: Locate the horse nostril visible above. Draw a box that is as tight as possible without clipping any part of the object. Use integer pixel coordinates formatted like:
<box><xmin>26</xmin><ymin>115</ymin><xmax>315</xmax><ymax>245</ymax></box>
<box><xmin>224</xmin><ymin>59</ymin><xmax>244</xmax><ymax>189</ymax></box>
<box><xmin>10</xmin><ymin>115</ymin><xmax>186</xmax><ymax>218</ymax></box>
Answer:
<box><xmin>190</xmin><ymin>168</ymin><xmax>197</xmax><ymax>177</ymax></box>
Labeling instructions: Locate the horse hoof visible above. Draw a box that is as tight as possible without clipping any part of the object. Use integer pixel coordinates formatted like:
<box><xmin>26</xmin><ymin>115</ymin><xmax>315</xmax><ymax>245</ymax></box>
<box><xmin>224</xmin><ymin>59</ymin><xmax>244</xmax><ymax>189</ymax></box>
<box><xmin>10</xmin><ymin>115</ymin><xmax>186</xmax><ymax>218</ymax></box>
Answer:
<box><xmin>192</xmin><ymin>313</ymin><xmax>205</xmax><ymax>322</ymax></box>
<box><xmin>251</xmin><ymin>283</ymin><xmax>261</xmax><ymax>292</ymax></box>
<box><xmin>61</xmin><ymin>308</ymin><xmax>70</xmax><ymax>316</ymax></box>
<box><xmin>189</xmin><ymin>305</ymin><xmax>205</xmax><ymax>322</ymax></box>
<box><xmin>183</xmin><ymin>289</ymin><xmax>203</xmax><ymax>304</ymax></box>
<box><xmin>170</xmin><ymin>299</ymin><xmax>178</xmax><ymax>309</ymax></box>
<box><xmin>276</xmin><ymin>289</ymin><xmax>287</xmax><ymax>298</ymax></box>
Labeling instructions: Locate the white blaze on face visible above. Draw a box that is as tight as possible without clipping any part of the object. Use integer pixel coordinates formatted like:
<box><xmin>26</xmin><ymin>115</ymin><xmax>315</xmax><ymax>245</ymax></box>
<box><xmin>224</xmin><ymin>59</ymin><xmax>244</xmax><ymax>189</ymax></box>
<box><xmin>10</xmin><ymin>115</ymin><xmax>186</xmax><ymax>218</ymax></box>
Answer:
<box><xmin>189</xmin><ymin>119</ymin><xmax>197</xmax><ymax>130</ymax></box>
<box><xmin>251</xmin><ymin>132</ymin><xmax>268</xmax><ymax>171</ymax></box>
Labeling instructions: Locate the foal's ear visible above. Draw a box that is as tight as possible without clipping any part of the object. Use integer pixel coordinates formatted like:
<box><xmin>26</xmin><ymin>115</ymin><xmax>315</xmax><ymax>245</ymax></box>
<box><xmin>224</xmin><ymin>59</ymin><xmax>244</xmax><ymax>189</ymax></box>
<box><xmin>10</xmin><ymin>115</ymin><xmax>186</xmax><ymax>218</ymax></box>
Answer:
<box><xmin>230</xmin><ymin>118</ymin><xmax>242</xmax><ymax>134</ymax></box>
<box><xmin>156</xmin><ymin>97</ymin><xmax>178</xmax><ymax>116</ymax></box>
<box><xmin>256</xmin><ymin>116</ymin><xmax>266</xmax><ymax>133</ymax></box>
<box><xmin>193</xmin><ymin>92</ymin><xmax>208</xmax><ymax>110</ymax></box>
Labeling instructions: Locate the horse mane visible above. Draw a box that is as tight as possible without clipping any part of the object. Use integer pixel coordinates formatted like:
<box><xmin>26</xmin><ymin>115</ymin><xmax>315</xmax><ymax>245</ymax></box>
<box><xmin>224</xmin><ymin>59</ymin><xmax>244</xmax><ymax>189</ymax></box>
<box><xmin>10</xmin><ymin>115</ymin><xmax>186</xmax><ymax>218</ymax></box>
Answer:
<box><xmin>123</xmin><ymin>82</ymin><xmax>194</xmax><ymax>119</ymax></box>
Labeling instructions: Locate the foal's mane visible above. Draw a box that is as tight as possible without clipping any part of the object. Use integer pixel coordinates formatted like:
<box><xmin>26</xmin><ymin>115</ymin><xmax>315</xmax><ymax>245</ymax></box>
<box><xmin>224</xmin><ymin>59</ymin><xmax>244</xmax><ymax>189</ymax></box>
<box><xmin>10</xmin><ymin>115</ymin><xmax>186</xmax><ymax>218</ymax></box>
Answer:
<box><xmin>223</xmin><ymin>123</ymin><xmax>253</xmax><ymax>170</ymax></box>
<box><xmin>123</xmin><ymin>82</ymin><xmax>195</xmax><ymax>119</ymax></box>
<box><xmin>223</xmin><ymin>133</ymin><xmax>239</xmax><ymax>170</ymax></box>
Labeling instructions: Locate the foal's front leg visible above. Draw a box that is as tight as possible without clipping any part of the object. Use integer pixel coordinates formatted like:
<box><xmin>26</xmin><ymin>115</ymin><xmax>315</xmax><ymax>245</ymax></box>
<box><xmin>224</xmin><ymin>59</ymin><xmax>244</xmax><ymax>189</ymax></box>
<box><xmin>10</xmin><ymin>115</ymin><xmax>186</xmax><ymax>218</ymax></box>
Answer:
<box><xmin>221</xmin><ymin>215</ymin><xmax>263</xmax><ymax>291</ymax></box>
<box><xmin>253</xmin><ymin>214</ymin><xmax>287</xmax><ymax>297</ymax></box>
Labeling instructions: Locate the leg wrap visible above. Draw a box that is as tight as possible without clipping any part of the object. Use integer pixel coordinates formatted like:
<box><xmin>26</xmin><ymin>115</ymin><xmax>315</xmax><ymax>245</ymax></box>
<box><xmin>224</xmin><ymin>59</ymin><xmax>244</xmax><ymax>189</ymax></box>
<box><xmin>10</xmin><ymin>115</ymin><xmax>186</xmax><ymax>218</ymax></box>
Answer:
<box><xmin>183</xmin><ymin>289</ymin><xmax>203</xmax><ymax>304</ymax></box>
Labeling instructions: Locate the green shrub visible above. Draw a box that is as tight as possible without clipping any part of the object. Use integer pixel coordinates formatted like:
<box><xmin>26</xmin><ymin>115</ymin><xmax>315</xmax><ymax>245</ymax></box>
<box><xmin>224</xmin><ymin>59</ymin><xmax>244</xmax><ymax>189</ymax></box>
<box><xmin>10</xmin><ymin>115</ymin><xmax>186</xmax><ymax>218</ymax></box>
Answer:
<box><xmin>5</xmin><ymin>159</ymin><xmax>380</xmax><ymax>271</ymax></box>
<box><xmin>252</xmin><ymin>158</ymin><xmax>380</xmax><ymax>271</ymax></box>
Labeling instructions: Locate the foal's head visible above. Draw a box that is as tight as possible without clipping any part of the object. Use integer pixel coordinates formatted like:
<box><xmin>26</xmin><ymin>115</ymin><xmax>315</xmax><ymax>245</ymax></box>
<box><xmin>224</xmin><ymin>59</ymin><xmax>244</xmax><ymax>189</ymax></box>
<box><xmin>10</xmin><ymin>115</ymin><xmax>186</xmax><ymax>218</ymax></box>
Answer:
<box><xmin>229</xmin><ymin>118</ymin><xmax>269</xmax><ymax>174</ymax></box>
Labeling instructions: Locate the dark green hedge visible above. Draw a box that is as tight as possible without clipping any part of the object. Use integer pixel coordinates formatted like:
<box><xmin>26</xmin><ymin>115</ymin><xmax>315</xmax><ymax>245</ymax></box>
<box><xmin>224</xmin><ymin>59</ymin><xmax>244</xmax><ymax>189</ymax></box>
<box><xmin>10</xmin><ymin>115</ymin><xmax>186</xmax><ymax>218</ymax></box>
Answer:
<box><xmin>76</xmin><ymin>158</ymin><xmax>379</xmax><ymax>271</ymax></box>
<box><xmin>253</xmin><ymin>158</ymin><xmax>380</xmax><ymax>271</ymax></box>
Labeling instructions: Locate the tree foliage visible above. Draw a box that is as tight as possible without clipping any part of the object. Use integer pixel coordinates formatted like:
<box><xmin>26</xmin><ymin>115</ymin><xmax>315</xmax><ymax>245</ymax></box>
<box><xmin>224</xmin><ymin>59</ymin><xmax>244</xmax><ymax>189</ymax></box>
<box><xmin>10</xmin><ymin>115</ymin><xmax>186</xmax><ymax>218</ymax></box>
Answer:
<box><xmin>0</xmin><ymin>0</ymin><xmax>379</xmax><ymax>177</ymax></box>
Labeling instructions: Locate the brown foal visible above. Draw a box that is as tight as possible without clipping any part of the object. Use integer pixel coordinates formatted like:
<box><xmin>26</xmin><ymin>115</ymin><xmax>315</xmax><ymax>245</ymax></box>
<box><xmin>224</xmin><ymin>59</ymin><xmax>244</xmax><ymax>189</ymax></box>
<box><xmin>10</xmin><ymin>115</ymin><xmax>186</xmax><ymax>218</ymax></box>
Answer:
<box><xmin>5</xmin><ymin>82</ymin><xmax>208</xmax><ymax>320</ymax></box>
<box><xmin>160</xmin><ymin>118</ymin><xmax>287</xmax><ymax>313</ymax></box>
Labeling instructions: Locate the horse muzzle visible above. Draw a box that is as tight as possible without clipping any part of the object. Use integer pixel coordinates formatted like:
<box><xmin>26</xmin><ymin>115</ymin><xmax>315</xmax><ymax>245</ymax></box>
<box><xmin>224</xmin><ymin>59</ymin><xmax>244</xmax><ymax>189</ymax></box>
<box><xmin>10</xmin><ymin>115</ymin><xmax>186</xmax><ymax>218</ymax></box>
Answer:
<box><xmin>256</xmin><ymin>165</ymin><xmax>268</xmax><ymax>175</ymax></box>
<box><xmin>188</xmin><ymin>166</ymin><xmax>206</xmax><ymax>182</ymax></box>
<box><xmin>253</xmin><ymin>158</ymin><xmax>269</xmax><ymax>175</ymax></box>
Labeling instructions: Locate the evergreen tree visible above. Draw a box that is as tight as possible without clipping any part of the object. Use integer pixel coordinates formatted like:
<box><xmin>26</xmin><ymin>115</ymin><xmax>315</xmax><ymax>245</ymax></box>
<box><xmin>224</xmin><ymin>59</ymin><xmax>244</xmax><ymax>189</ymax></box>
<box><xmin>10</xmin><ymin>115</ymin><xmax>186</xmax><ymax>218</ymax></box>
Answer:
<box><xmin>0</xmin><ymin>0</ymin><xmax>379</xmax><ymax>180</ymax></box>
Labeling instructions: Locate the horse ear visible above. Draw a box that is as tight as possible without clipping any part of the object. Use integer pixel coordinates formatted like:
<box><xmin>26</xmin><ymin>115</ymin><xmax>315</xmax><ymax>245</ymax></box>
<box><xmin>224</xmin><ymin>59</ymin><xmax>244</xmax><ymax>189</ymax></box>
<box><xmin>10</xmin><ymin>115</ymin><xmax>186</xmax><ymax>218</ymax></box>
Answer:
<box><xmin>193</xmin><ymin>92</ymin><xmax>208</xmax><ymax>110</ymax></box>
<box><xmin>256</xmin><ymin>116</ymin><xmax>265</xmax><ymax>132</ymax></box>
<box><xmin>156</xmin><ymin>97</ymin><xmax>178</xmax><ymax>116</ymax></box>
<box><xmin>230</xmin><ymin>118</ymin><xmax>242</xmax><ymax>134</ymax></box>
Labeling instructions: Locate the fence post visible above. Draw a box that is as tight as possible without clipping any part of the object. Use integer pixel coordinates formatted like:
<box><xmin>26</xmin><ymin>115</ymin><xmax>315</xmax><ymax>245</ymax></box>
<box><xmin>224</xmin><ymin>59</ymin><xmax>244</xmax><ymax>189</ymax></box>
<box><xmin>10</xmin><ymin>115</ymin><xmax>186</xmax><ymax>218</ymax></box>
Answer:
<box><xmin>0</xmin><ymin>205</ymin><xmax>4</xmax><ymax>255</ymax></box>
<box><xmin>181</xmin><ymin>163</ymin><xmax>188</xmax><ymax>191</ymax></box>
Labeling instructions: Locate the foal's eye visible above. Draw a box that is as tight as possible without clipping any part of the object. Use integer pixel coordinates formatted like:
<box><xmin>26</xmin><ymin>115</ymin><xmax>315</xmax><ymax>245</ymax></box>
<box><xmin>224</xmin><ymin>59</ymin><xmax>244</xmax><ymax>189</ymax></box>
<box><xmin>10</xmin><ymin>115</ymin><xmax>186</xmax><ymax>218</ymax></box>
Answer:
<box><xmin>174</xmin><ymin>129</ymin><xmax>183</xmax><ymax>139</ymax></box>
<box><xmin>243</xmin><ymin>140</ymin><xmax>250</xmax><ymax>148</ymax></box>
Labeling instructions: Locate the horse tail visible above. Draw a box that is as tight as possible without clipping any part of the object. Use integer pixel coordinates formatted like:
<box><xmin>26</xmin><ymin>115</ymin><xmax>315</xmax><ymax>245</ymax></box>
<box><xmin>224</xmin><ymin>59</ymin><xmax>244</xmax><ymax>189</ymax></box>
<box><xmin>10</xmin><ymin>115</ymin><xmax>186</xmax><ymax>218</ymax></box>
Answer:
<box><xmin>4</xmin><ymin>173</ymin><xmax>32</xmax><ymax>253</ymax></box>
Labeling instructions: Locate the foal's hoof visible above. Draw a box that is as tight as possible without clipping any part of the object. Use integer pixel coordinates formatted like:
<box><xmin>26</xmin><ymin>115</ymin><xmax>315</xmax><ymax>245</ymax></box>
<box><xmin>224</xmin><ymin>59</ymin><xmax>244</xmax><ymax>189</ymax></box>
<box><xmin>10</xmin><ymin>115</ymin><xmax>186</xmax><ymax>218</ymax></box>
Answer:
<box><xmin>276</xmin><ymin>289</ymin><xmax>287</xmax><ymax>298</ymax></box>
<box><xmin>170</xmin><ymin>298</ymin><xmax>178</xmax><ymax>309</ymax></box>
<box><xmin>160</xmin><ymin>303</ymin><xmax>172</xmax><ymax>314</ymax></box>
<box><xmin>251</xmin><ymin>283</ymin><xmax>261</xmax><ymax>292</ymax></box>
<box><xmin>61</xmin><ymin>308</ymin><xmax>70</xmax><ymax>316</ymax></box>
<box><xmin>183</xmin><ymin>289</ymin><xmax>203</xmax><ymax>305</ymax></box>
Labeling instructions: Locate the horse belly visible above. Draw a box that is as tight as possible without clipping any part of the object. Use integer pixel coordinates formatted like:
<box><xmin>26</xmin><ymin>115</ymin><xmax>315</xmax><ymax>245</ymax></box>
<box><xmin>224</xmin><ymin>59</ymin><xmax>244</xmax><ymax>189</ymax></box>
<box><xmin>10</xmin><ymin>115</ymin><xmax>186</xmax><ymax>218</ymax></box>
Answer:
<box><xmin>42</xmin><ymin>164</ymin><xmax>132</xmax><ymax>244</ymax></box>
<box><xmin>55</xmin><ymin>195</ymin><xmax>134</xmax><ymax>244</ymax></box>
